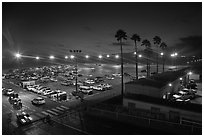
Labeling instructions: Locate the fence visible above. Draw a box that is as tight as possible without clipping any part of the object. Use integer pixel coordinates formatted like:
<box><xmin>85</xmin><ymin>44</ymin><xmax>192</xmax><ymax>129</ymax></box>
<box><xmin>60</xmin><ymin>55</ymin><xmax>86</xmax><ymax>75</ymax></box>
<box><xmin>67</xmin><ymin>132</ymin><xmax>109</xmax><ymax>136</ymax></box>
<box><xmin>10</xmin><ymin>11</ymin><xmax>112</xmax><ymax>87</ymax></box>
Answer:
<box><xmin>85</xmin><ymin>104</ymin><xmax>202</xmax><ymax>135</ymax></box>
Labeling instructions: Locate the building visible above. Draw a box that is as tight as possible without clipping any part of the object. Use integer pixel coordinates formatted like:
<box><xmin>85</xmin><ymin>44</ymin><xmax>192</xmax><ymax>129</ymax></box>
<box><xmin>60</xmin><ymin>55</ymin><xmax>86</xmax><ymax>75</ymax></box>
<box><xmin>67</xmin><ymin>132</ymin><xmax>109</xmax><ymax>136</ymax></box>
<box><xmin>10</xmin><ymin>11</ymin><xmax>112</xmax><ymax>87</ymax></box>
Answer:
<box><xmin>21</xmin><ymin>80</ymin><xmax>35</xmax><ymax>88</ymax></box>
<box><xmin>125</xmin><ymin>70</ymin><xmax>187</xmax><ymax>99</ymax></box>
<box><xmin>123</xmin><ymin>69</ymin><xmax>202</xmax><ymax>126</ymax></box>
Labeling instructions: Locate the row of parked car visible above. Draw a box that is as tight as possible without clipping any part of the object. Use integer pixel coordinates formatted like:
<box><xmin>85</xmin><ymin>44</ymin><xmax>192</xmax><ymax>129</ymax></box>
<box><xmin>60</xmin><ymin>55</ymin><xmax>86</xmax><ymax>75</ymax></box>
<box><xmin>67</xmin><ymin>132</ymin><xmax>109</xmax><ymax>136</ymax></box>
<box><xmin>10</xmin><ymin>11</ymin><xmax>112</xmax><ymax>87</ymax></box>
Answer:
<box><xmin>172</xmin><ymin>79</ymin><xmax>198</xmax><ymax>102</ymax></box>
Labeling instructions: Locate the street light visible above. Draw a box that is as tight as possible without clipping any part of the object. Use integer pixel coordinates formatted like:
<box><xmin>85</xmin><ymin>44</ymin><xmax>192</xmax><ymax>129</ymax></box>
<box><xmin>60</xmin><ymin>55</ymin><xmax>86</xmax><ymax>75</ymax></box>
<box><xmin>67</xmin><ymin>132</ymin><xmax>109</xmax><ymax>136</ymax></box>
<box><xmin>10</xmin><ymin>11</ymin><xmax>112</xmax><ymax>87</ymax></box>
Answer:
<box><xmin>115</xmin><ymin>55</ymin><xmax>119</xmax><ymax>59</ymax></box>
<box><xmin>49</xmin><ymin>55</ymin><xmax>55</xmax><ymax>59</ymax></box>
<box><xmin>138</xmin><ymin>54</ymin><xmax>142</xmax><ymax>58</ymax></box>
<box><xmin>69</xmin><ymin>50</ymin><xmax>82</xmax><ymax>99</ymax></box>
<box><xmin>179</xmin><ymin>77</ymin><xmax>183</xmax><ymax>80</ymax></box>
<box><xmin>70</xmin><ymin>55</ymin><xmax>75</xmax><ymax>59</ymax></box>
<box><xmin>160</xmin><ymin>52</ymin><xmax>164</xmax><ymax>56</ymax></box>
<box><xmin>85</xmin><ymin>55</ymin><xmax>89</xmax><ymax>59</ymax></box>
<box><xmin>168</xmin><ymin>83</ymin><xmax>172</xmax><ymax>87</ymax></box>
<box><xmin>106</xmin><ymin>54</ymin><xmax>110</xmax><ymax>58</ymax></box>
<box><xmin>36</xmin><ymin>56</ymin><xmax>40</xmax><ymax>60</ymax></box>
<box><xmin>15</xmin><ymin>53</ymin><xmax>22</xmax><ymax>58</ymax></box>
<box><xmin>134</xmin><ymin>52</ymin><xmax>137</xmax><ymax>55</ymax></box>
<box><xmin>98</xmin><ymin>55</ymin><xmax>103</xmax><ymax>59</ymax></box>
<box><xmin>65</xmin><ymin>56</ymin><xmax>68</xmax><ymax>59</ymax></box>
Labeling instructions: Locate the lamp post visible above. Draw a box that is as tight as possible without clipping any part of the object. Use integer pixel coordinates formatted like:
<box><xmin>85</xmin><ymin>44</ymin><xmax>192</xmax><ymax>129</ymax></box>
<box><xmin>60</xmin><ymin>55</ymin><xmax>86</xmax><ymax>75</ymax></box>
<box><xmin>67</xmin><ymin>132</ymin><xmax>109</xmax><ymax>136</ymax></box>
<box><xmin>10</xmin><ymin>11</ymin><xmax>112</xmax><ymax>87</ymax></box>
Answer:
<box><xmin>160</xmin><ymin>52</ymin><xmax>164</xmax><ymax>72</ymax></box>
<box><xmin>70</xmin><ymin>50</ymin><xmax>81</xmax><ymax>94</ymax></box>
<box><xmin>15</xmin><ymin>53</ymin><xmax>22</xmax><ymax>70</ymax></box>
<box><xmin>187</xmin><ymin>71</ymin><xmax>192</xmax><ymax>83</ymax></box>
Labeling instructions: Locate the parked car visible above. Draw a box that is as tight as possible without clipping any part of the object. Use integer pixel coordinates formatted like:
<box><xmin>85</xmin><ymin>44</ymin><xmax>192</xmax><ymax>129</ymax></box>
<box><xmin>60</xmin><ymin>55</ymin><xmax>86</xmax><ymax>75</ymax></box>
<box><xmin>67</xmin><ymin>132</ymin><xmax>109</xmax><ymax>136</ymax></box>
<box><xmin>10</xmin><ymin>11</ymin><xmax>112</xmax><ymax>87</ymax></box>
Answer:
<box><xmin>16</xmin><ymin>112</ymin><xmax>32</xmax><ymax>125</ymax></box>
<box><xmin>99</xmin><ymin>83</ymin><xmax>112</xmax><ymax>90</ymax></box>
<box><xmin>84</xmin><ymin>80</ymin><xmax>95</xmax><ymax>84</ymax></box>
<box><xmin>4</xmin><ymin>88</ymin><xmax>14</xmax><ymax>96</ymax></box>
<box><xmin>31</xmin><ymin>97</ymin><xmax>45</xmax><ymax>105</ymax></box>
<box><xmin>92</xmin><ymin>85</ymin><xmax>105</xmax><ymax>91</ymax></box>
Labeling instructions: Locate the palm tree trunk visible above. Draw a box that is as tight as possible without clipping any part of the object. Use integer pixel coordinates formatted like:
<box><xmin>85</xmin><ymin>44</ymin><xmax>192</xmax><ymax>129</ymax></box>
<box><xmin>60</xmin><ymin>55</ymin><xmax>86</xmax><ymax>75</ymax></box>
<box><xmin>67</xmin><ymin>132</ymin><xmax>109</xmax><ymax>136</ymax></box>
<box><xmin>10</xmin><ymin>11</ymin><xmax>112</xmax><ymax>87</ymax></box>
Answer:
<box><xmin>135</xmin><ymin>41</ymin><xmax>138</xmax><ymax>80</ymax></box>
<box><xmin>146</xmin><ymin>58</ymin><xmax>148</xmax><ymax>77</ymax></box>
<box><xmin>162</xmin><ymin>56</ymin><xmax>165</xmax><ymax>72</ymax></box>
<box><xmin>120</xmin><ymin>40</ymin><xmax>124</xmax><ymax>98</ymax></box>
<box><xmin>156</xmin><ymin>45</ymin><xmax>159</xmax><ymax>73</ymax></box>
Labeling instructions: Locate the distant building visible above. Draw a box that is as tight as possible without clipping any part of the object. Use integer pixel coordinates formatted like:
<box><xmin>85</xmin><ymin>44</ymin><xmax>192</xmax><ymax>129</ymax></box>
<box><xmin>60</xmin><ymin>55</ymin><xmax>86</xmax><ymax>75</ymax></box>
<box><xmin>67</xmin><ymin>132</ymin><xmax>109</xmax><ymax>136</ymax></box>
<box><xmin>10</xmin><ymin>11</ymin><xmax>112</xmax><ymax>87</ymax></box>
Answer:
<box><xmin>21</xmin><ymin>80</ymin><xmax>35</xmax><ymax>88</ymax></box>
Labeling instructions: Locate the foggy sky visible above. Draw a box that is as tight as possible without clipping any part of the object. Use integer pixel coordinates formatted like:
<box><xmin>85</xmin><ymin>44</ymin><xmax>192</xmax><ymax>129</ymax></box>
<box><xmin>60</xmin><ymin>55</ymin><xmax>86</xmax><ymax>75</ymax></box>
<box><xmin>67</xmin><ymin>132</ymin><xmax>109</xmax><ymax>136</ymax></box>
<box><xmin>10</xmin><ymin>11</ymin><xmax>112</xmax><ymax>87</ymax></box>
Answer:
<box><xmin>2</xmin><ymin>2</ymin><xmax>202</xmax><ymax>59</ymax></box>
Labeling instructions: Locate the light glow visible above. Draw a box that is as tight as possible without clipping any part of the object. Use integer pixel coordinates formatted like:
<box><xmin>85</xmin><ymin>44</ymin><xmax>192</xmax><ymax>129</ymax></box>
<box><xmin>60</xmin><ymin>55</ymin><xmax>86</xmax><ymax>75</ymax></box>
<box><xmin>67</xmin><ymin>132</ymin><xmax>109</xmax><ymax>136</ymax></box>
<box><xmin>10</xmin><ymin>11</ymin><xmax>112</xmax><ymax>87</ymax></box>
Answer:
<box><xmin>49</xmin><ymin>55</ymin><xmax>55</xmax><ymax>59</ymax></box>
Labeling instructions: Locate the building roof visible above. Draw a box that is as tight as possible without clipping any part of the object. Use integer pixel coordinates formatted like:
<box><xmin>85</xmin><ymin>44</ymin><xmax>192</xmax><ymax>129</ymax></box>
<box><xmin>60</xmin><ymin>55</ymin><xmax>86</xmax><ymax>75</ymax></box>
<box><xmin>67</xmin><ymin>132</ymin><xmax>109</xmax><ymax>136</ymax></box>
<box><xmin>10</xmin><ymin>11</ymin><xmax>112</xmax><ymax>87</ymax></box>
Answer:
<box><xmin>124</xmin><ymin>93</ymin><xmax>201</xmax><ymax>113</ymax></box>
<box><xmin>126</xmin><ymin>78</ymin><xmax>166</xmax><ymax>88</ymax></box>
<box><xmin>126</xmin><ymin>68</ymin><xmax>188</xmax><ymax>89</ymax></box>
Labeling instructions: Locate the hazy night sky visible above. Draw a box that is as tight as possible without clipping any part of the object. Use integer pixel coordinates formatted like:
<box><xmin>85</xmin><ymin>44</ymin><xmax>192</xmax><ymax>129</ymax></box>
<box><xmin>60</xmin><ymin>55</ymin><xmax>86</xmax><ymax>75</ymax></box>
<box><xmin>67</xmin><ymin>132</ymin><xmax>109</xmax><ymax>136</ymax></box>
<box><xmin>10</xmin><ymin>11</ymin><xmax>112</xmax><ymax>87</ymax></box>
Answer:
<box><xmin>2</xmin><ymin>2</ymin><xmax>202</xmax><ymax>61</ymax></box>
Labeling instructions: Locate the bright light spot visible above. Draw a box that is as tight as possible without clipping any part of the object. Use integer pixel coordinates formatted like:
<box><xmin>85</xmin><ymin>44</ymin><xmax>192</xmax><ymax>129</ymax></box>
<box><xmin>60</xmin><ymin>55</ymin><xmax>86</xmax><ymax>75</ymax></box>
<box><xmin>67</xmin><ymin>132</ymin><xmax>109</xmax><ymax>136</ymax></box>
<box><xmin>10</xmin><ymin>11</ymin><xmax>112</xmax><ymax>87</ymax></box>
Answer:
<box><xmin>49</xmin><ymin>55</ymin><xmax>55</xmax><ymax>59</ymax></box>
<box><xmin>160</xmin><ymin>52</ymin><xmax>164</xmax><ymax>56</ymax></box>
<box><xmin>15</xmin><ymin>53</ymin><xmax>22</xmax><ymax>58</ymax></box>
<box><xmin>134</xmin><ymin>52</ymin><xmax>137</xmax><ymax>55</ymax></box>
<box><xmin>179</xmin><ymin>77</ymin><xmax>182</xmax><ymax>80</ymax></box>
<box><xmin>138</xmin><ymin>54</ymin><xmax>142</xmax><ymax>58</ymax></box>
<box><xmin>188</xmin><ymin>72</ymin><xmax>192</xmax><ymax>75</ymax></box>
<box><xmin>115</xmin><ymin>55</ymin><xmax>119</xmax><ymax>59</ymax></box>
<box><xmin>171</xmin><ymin>54</ymin><xmax>175</xmax><ymax>57</ymax></box>
<box><xmin>70</xmin><ymin>55</ymin><xmax>75</xmax><ymax>59</ymax></box>
<box><xmin>175</xmin><ymin>53</ymin><xmax>178</xmax><ymax>56</ymax></box>
<box><xmin>106</xmin><ymin>54</ymin><xmax>110</xmax><ymax>58</ymax></box>
<box><xmin>168</xmin><ymin>83</ymin><xmax>172</xmax><ymax>87</ymax></box>
<box><xmin>98</xmin><ymin>55</ymin><xmax>103</xmax><ymax>59</ymax></box>
<box><xmin>36</xmin><ymin>56</ymin><xmax>40</xmax><ymax>60</ymax></box>
<box><xmin>85</xmin><ymin>55</ymin><xmax>89</xmax><ymax>59</ymax></box>
<box><xmin>65</xmin><ymin>56</ymin><xmax>68</xmax><ymax>59</ymax></box>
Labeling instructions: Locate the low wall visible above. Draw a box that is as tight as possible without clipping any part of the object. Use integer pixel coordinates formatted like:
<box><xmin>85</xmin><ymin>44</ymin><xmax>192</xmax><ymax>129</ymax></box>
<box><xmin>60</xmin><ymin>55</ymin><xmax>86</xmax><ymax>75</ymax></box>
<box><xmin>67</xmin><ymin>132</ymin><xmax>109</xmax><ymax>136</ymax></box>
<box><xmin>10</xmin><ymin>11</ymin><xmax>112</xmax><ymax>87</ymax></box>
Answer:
<box><xmin>85</xmin><ymin>107</ymin><xmax>201</xmax><ymax>135</ymax></box>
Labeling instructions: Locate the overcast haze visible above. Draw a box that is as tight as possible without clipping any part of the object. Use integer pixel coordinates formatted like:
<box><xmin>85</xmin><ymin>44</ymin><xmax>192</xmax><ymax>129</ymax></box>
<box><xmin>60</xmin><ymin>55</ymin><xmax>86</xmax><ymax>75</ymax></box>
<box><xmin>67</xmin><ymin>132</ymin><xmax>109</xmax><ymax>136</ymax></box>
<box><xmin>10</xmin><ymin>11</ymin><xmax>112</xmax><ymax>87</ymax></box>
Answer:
<box><xmin>2</xmin><ymin>2</ymin><xmax>202</xmax><ymax>64</ymax></box>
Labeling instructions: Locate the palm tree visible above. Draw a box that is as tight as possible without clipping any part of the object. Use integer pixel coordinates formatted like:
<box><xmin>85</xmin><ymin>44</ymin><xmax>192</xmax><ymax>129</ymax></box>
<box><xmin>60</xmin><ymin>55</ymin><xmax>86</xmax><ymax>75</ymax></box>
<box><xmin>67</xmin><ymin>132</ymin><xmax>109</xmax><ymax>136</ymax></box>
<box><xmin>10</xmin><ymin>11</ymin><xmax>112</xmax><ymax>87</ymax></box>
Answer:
<box><xmin>153</xmin><ymin>36</ymin><xmax>161</xmax><ymax>73</ymax></box>
<box><xmin>131</xmin><ymin>34</ymin><xmax>141</xmax><ymax>80</ymax></box>
<box><xmin>160</xmin><ymin>42</ymin><xmax>167</xmax><ymax>72</ymax></box>
<box><xmin>141</xmin><ymin>39</ymin><xmax>151</xmax><ymax>77</ymax></box>
<box><xmin>115</xmin><ymin>29</ymin><xmax>127</xmax><ymax>97</ymax></box>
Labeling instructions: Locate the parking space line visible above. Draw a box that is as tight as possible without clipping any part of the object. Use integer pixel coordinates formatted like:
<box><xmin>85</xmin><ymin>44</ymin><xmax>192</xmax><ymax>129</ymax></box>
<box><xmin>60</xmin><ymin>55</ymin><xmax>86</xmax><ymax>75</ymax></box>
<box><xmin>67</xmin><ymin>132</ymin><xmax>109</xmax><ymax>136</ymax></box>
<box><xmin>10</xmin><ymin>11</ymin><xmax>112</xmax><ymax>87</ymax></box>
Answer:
<box><xmin>51</xmin><ymin>108</ymin><xmax>63</xmax><ymax>114</ymax></box>
<box><xmin>41</xmin><ymin>111</ymin><xmax>53</xmax><ymax>116</ymax></box>
<box><xmin>46</xmin><ymin>110</ymin><xmax>59</xmax><ymax>116</ymax></box>
<box><xmin>60</xmin><ymin>105</ymin><xmax>69</xmax><ymax>110</ymax></box>
<box><xmin>56</xmin><ymin>107</ymin><xmax>65</xmax><ymax>111</ymax></box>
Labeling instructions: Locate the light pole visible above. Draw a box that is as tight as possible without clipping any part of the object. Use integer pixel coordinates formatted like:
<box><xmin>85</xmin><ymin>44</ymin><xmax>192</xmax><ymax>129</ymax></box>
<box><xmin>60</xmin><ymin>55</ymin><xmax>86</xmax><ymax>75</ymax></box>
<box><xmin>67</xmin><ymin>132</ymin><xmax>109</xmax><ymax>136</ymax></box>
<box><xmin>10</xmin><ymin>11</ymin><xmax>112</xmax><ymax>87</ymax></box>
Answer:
<box><xmin>171</xmin><ymin>52</ymin><xmax>178</xmax><ymax>71</ymax></box>
<box><xmin>70</xmin><ymin>50</ymin><xmax>81</xmax><ymax>94</ymax></box>
<box><xmin>187</xmin><ymin>71</ymin><xmax>192</xmax><ymax>84</ymax></box>
<box><xmin>160</xmin><ymin>52</ymin><xmax>164</xmax><ymax>73</ymax></box>
<box><xmin>15</xmin><ymin>53</ymin><xmax>22</xmax><ymax>70</ymax></box>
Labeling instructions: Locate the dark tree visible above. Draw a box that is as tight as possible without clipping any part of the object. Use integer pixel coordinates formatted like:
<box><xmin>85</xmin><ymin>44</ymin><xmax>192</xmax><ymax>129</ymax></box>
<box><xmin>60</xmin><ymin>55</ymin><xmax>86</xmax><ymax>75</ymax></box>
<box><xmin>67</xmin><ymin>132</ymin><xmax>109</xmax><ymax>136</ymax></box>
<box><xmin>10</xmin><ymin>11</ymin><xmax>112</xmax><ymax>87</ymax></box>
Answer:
<box><xmin>141</xmin><ymin>39</ymin><xmax>151</xmax><ymax>77</ymax></box>
<box><xmin>153</xmin><ymin>36</ymin><xmax>161</xmax><ymax>73</ymax></box>
<box><xmin>160</xmin><ymin>42</ymin><xmax>167</xmax><ymax>72</ymax></box>
<box><xmin>131</xmin><ymin>34</ymin><xmax>141</xmax><ymax>80</ymax></box>
<box><xmin>115</xmin><ymin>29</ymin><xmax>127</xmax><ymax>97</ymax></box>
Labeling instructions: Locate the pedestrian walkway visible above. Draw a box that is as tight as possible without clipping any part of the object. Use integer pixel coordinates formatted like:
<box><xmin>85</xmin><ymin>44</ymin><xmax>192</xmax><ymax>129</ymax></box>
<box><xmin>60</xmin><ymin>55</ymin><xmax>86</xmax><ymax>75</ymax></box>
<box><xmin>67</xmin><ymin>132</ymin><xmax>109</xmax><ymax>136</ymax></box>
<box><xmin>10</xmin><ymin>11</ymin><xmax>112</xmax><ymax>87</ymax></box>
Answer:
<box><xmin>30</xmin><ymin>105</ymin><xmax>70</xmax><ymax>122</ymax></box>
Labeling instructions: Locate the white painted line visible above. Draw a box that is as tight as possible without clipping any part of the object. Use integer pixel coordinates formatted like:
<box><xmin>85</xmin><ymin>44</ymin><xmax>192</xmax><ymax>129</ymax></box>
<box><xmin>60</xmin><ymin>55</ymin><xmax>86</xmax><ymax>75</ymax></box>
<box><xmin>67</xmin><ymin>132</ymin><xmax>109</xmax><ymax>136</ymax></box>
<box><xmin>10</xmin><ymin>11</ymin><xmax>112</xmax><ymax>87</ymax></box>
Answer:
<box><xmin>41</xmin><ymin>111</ymin><xmax>52</xmax><ymax>116</ymax></box>
<box><xmin>56</xmin><ymin>107</ymin><xmax>65</xmax><ymax>111</ymax></box>
<box><xmin>46</xmin><ymin>110</ymin><xmax>58</xmax><ymax>116</ymax></box>
<box><xmin>60</xmin><ymin>105</ymin><xmax>69</xmax><ymax>110</ymax></box>
<box><xmin>51</xmin><ymin>108</ymin><xmax>63</xmax><ymax>113</ymax></box>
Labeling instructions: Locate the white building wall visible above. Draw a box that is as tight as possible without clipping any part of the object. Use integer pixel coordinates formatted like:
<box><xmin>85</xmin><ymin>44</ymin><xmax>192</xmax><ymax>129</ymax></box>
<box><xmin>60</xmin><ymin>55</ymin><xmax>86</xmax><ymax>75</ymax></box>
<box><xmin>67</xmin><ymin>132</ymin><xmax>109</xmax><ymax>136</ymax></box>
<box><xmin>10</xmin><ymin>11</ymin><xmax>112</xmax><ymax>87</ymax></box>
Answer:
<box><xmin>123</xmin><ymin>98</ymin><xmax>201</xmax><ymax>122</ymax></box>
